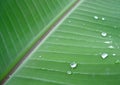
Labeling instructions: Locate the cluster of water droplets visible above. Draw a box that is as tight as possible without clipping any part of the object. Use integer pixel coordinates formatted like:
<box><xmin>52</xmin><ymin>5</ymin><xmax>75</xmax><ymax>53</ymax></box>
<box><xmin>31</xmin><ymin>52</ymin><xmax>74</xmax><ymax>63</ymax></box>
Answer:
<box><xmin>93</xmin><ymin>16</ymin><xmax>119</xmax><ymax>64</ymax></box>
<box><xmin>67</xmin><ymin>62</ymin><xmax>78</xmax><ymax>75</ymax></box>
<box><xmin>94</xmin><ymin>16</ymin><xmax>105</xmax><ymax>21</ymax></box>
<box><xmin>66</xmin><ymin>16</ymin><xmax>119</xmax><ymax>75</ymax></box>
<box><xmin>100</xmin><ymin>31</ymin><xmax>118</xmax><ymax>62</ymax></box>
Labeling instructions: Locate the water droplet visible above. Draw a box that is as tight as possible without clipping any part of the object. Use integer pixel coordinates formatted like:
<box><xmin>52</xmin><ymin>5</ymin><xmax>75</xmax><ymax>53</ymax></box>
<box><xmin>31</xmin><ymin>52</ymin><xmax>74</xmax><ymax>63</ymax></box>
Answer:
<box><xmin>102</xmin><ymin>17</ymin><xmax>105</xmax><ymax>20</ymax></box>
<box><xmin>108</xmin><ymin>45</ymin><xmax>114</xmax><ymax>49</ymax></box>
<box><xmin>115</xmin><ymin>60</ymin><xmax>120</xmax><ymax>64</ymax></box>
<box><xmin>67</xmin><ymin>71</ymin><xmax>72</xmax><ymax>75</ymax></box>
<box><xmin>70</xmin><ymin>62</ymin><xmax>77</xmax><ymax>69</ymax></box>
<box><xmin>101</xmin><ymin>53</ymin><xmax>108</xmax><ymax>59</ymax></box>
<box><xmin>104</xmin><ymin>41</ymin><xmax>112</xmax><ymax>44</ymax></box>
<box><xmin>94</xmin><ymin>16</ymin><xmax>98</xmax><ymax>19</ymax></box>
<box><xmin>101</xmin><ymin>32</ymin><xmax>107</xmax><ymax>37</ymax></box>
<box><xmin>112</xmin><ymin>53</ymin><xmax>116</xmax><ymax>56</ymax></box>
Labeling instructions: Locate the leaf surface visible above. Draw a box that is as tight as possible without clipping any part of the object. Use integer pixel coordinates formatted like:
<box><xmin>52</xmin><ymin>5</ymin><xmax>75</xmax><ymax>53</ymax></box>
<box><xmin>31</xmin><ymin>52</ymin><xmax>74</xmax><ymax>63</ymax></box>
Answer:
<box><xmin>0</xmin><ymin>0</ymin><xmax>76</xmax><ymax>81</ymax></box>
<box><xmin>1</xmin><ymin>0</ymin><xmax>120</xmax><ymax>85</ymax></box>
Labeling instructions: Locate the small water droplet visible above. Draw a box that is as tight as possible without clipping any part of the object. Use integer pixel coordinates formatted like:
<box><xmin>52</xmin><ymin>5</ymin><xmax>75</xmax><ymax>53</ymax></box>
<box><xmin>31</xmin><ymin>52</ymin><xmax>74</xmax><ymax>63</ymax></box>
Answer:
<box><xmin>104</xmin><ymin>41</ymin><xmax>112</xmax><ymax>44</ymax></box>
<box><xmin>67</xmin><ymin>71</ymin><xmax>72</xmax><ymax>75</ymax></box>
<box><xmin>101</xmin><ymin>53</ymin><xmax>108</xmax><ymax>59</ymax></box>
<box><xmin>115</xmin><ymin>60</ymin><xmax>120</xmax><ymax>64</ymax></box>
<box><xmin>101</xmin><ymin>32</ymin><xmax>107</xmax><ymax>37</ymax></box>
<box><xmin>70</xmin><ymin>62</ymin><xmax>77</xmax><ymax>69</ymax></box>
<box><xmin>102</xmin><ymin>17</ymin><xmax>105</xmax><ymax>20</ymax></box>
<box><xmin>112</xmin><ymin>53</ymin><xmax>116</xmax><ymax>56</ymax></box>
<box><xmin>108</xmin><ymin>45</ymin><xmax>114</xmax><ymax>49</ymax></box>
<box><xmin>94</xmin><ymin>16</ymin><xmax>98</xmax><ymax>19</ymax></box>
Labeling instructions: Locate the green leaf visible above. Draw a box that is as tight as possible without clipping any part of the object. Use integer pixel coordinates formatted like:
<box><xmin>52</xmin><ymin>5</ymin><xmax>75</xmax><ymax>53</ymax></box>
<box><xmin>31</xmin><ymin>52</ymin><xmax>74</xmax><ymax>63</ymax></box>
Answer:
<box><xmin>1</xmin><ymin>0</ymin><xmax>120</xmax><ymax>85</ymax></box>
<box><xmin>0</xmin><ymin>0</ymin><xmax>76</xmax><ymax>81</ymax></box>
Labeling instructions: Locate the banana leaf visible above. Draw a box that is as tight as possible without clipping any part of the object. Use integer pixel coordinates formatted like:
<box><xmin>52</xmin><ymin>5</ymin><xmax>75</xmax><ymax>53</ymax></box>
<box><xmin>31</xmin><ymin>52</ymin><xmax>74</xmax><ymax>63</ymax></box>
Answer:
<box><xmin>0</xmin><ymin>0</ymin><xmax>120</xmax><ymax>85</ymax></box>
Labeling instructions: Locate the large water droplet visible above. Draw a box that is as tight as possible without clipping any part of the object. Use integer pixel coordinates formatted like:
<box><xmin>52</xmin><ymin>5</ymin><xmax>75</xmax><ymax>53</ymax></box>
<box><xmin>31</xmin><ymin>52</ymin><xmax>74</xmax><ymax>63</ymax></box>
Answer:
<box><xmin>94</xmin><ymin>16</ymin><xmax>98</xmax><ymax>19</ymax></box>
<box><xmin>67</xmin><ymin>71</ymin><xmax>72</xmax><ymax>75</ymax></box>
<box><xmin>101</xmin><ymin>32</ymin><xmax>107</xmax><ymax>37</ymax></box>
<box><xmin>115</xmin><ymin>60</ymin><xmax>120</xmax><ymax>64</ymax></box>
<box><xmin>101</xmin><ymin>53</ymin><xmax>108</xmax><ymax>59</ymax></box>
<box><xmin>70</xmin><ymin>62</ymin><xmax>77</xmax><ymax>69</ymax></box>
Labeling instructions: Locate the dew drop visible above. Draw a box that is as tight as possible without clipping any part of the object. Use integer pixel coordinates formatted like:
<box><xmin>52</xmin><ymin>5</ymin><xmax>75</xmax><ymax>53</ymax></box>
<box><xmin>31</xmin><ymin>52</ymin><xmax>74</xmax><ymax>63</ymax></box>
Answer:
<box><xmin>101</xmin><ymin>53</ymin><xmax>108</xmax><ymax>59</ymax></box>
<box><xmin>67</xmin><ymin>71</ymin><xmax>72</xmax><ymax>75</ymax></box>
<box><xmin>101</xmin><ymin>32</ymin><xmax>107</xmax><ymax>37</ymax></box>
<box><xmin>115</xmin><ymin>60</ymin><xmax>120</xmax><ymax>64</ymax></box>
<box><xmin>102</xmin><ymin>17</ymin><xmax>105</xmax><ymax>20</ymax></box>
<box><xmin>94</xmin><ymin>16</ymin><xmax>98</xmax><ymax>19</ymax></box>
<box><xmin>70</xmin><ymin>62</ymin><xmax>77</xmax><ymax>69</ymax></box>
<box><xmin>112</xmin><ymin>53</ymin><xmax>116</xmax><ymax>56</ymax></box>
<box><xmin>108</xmin><ymin>45</ymin><xmax>114</xmax><ymax>49</ymax></box>
<box><xmin>104</xmin><ymin>41</ymin><xmax>112</xmax><ymax>44</ymax></box>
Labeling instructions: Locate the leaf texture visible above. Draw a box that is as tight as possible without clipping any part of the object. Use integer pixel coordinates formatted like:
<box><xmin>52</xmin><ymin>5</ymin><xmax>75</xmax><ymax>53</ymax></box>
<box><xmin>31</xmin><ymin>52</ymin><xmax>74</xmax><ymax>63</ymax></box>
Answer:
<box><xmin>2</xmin><ymin>0</ymin><xmax>120</xmax><ymax>85</ymax></box>
<box><xmin>0</xmin><ymin>0</ymin><xmax>76</xmax><ymax>81</ymax></box>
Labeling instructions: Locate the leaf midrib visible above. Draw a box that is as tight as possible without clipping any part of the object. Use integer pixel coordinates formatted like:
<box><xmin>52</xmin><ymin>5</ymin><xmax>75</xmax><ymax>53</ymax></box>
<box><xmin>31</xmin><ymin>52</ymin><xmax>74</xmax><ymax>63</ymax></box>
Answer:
<box><xmin>1</xmin><ymin>0</ymin><xmax>81</xmax><ymax>84</ymax></box>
